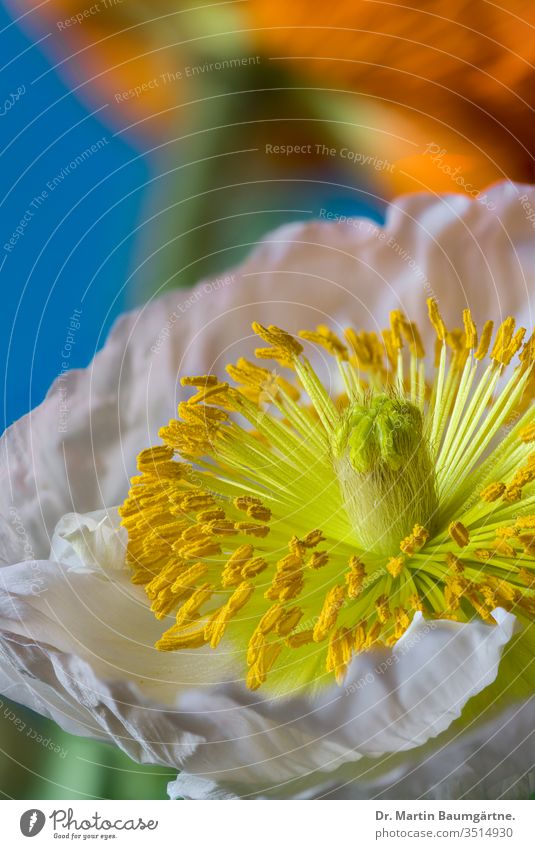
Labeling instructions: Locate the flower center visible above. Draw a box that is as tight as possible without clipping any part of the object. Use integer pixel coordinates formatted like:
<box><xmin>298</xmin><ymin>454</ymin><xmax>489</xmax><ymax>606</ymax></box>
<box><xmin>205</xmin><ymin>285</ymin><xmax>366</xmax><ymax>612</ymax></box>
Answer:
<box><xmin>333</xmin><ymin>395</ymin><xmax>438</xmax><ymax>555</ymax></box>
<box><xmin>119</xmin><ymin>302</ymin><xmax>535</xmax><ymax>693</ymax></box>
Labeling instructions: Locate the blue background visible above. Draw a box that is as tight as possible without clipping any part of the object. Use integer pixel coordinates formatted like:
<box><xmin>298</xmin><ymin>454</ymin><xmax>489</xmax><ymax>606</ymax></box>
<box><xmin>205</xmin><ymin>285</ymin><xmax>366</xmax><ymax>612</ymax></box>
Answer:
<box><xmin>1</xmin><ymin>0</ymin><xmax>147</xmax><ymax>429</ymax></box>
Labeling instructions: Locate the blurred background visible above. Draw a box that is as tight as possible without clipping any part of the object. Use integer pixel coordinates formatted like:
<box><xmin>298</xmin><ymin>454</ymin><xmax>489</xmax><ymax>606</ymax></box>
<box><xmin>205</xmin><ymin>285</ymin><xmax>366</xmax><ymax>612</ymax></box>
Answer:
<box><xmin>1</xmin><ymin>0</ymin><xmax>534</xmax><ymax>799</ymax></box>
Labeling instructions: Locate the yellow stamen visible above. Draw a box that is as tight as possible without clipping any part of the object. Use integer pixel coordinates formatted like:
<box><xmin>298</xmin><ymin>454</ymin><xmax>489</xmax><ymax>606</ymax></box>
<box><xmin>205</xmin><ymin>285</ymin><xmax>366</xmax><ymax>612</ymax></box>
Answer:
<box><xmin>120</xmin><ymin>303</ymin><xmax>535</xmax><ymax>693</ymax></box>
<box><xmin>474</xmin><ymin>320</ymin><xmax>494</xmax><ymax>360</ymax></box>
<box><xmin>345</xmin><ymin>556</ymin><xmax>365</xmax><ymax>598</ymax></box>
<box><xmin>463</xmin><ymin>309</ymin><xmax>478</xmax><ymax>350</ymax></box>
<box><xmin>427</xmin><ymin>298</ymin><xmax>446</xmax><ymax>342</ymax></box>
<box><xmin>400</xmin><ymin>523</ymin><xmax>429</xmax><ymax>555</ymax></box>
<box><xmin>313</xmin><ymin>585</ymin><xmax>346</xmax><ymax>642</ymax></box>
<box><xmin>448</xmin><ymin>521</ymin><xmax>470</xmax><ymax>548</ymax></box>
<box><xmin>299</xmin><ymin>325</ymin><xmax>348</xmax><ymax>360</ymax></box>
<box><xmin>387</xmin><ymin>556</ymin><xmax>405</xmax><ymax>578</ymax></box>
<box><xmin>480</xmin><ymin>482</ymin><xmax>507</xmax><ymax>502</ymax></box>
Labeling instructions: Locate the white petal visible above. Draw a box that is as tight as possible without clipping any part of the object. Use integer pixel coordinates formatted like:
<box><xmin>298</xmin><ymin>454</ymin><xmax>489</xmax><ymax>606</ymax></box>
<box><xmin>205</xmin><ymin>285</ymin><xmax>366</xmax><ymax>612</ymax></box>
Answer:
<box><xmin>2</xmin><ymin>183</ymin><xmax>534</xmax><ymax>563</ymax></box>
<box><xmin>301</xmin><ymin>697</ymin><xmax>535</xmax><ymax>800</ymax></box>
<box><xmin>163</xmin><ymin>610</ymin><xmax>516</xmax><ymax>797</ymax></box>
<box><xmin>0</xmin><ymin>510</ymin><xmax>522</xmax><ymax>798</ymax></box>
<box><xmin>0</xmin><ymin>633</ymin><xmax>205</xmax><ymax>769</ymax></box>
<box><xmin>0</xmin><ymin>510</ymin><xmax>237</xmax><ymax>705</ymax></box>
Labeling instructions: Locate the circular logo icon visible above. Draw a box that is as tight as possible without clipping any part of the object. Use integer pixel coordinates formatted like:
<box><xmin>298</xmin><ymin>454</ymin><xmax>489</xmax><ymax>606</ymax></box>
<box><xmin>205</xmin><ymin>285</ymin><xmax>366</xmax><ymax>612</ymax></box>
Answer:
<box><xmin>20</xmin><ymin>810</ymin><xmax>46</xmax><ymax>837</ymax></box>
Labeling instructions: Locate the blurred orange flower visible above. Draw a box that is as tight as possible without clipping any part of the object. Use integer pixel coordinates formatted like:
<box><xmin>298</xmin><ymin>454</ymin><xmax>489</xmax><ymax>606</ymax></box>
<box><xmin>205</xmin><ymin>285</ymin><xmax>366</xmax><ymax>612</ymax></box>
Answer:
<box><xmin>12</xmin><ymin>0</ymin><xmax>535</xmax><ymax>194</ymax></box>
<box><xmin>7</xmin><ymin>0</ymin><xmax>190</xmax><ymax>134</ymax></box>
<box><xmin>245</xmin><ymin>0</ymin><xmax>535</xmax><ymax>195</ymax></box>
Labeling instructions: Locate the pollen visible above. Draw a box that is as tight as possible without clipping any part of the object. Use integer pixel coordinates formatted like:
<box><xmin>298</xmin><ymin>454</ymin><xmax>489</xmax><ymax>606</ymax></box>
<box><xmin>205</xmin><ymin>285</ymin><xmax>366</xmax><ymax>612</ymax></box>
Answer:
<box><xmin>119</xmin><ymin>301</ymin><xmax>535</xmax><ymax>694</ymax></box>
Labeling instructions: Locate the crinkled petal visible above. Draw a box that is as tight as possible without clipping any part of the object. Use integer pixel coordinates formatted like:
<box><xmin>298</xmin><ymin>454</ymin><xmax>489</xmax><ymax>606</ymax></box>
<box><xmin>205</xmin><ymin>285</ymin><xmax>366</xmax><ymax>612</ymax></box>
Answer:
<box><xmin>163</xmin><ymin>610</ymin><xmax>517</xmax><ymax>797</ymax></box>
<box><xmin>0</xmin><ymin>633</ymin><xmax>205</xmax><ymax>769</ymax></box>
<box><xmin>0</xmin><ymin>511</ymin><xmax>238</xmax><ymax>704</ymax></box>
<box><xmin>296</xmin><ymin>698</ymin><xmax>535</xmax><ymax>800</ymax></box>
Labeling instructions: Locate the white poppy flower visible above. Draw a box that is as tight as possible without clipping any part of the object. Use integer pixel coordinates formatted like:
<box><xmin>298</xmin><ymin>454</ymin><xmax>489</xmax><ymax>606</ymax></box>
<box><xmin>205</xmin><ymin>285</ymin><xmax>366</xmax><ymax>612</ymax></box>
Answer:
<box><xmin>1</xmin><ymin>182</ymin><xmax>534</xmax><ymax>800</ymax></box>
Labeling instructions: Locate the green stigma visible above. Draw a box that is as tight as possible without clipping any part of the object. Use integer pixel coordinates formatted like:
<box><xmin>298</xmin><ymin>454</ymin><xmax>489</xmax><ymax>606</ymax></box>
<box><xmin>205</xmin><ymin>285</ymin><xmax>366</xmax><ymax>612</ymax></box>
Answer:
<box><xmin>334</xmin><ymin>394</ymin><xmax>438</xmax><ymax>555</ymax></box>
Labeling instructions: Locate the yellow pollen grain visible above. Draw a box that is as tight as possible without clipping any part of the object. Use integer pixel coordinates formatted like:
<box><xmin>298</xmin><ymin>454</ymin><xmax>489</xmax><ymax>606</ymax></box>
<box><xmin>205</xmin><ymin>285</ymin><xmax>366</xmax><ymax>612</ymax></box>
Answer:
<box><xmin>174</xmin><ymin>583</ymin><xmax>214</xmax><ymax>628</ymax></box>
<box><xmin>519</xmin><ymin>423</ymin><xmax>535</xmax><ymax>443</ymax></box>
<box><xmin>222</xmin><ymin>544</ymin><xmax>254</xmax><ymax>586</ymax></box>
<box><xmin>381</xmin><ymin>329</ymin><xmax>398</xmax><ymax>369</ymax></box>
<box><xmin>326</xmin><ymin>628</ymin><xmax>352</xmax><ymax>684</ymax></box>
<box><xmin>488</xmin><ymin>577</ymin><xmax>519</xmax><ymax>604</ymax></box>
<box><xmin>313</xmin><ymin>585</ymin><xmax>346</xmax><ymax>642</ymax></box>
<box><xmin>258</xmin><ymin>603</ymin><xmax>285</xmax><ymax>635</ymax></box>
<box><xmin>345</xmin><ymin>328</ymin><xmax>386</xmax><ymax>371</ymax></box>
<box><xmin>345</xmin><ymin>556</ymin><xmax>365</xmax><ymax>598</ymax></box>
<box><xmin>462</xmin><ymin>309</ymin><xmax>478</xmax><ymax>350</ymax></box>
<box><xmin>389</xmin><ymin>310</ymin><xmax>405</xmax><ymax>351</ymax></box>
<box><xmin>265</xmin><ymin>551</ymin><xmax>304</xmax><ymax>602</ymax></box>
<box><xmin>246</xmin><ymin>643</ymin><xmax>283</xmax><ymax>690</ymax></box>
<box><xmin>400</xmin><ymin>523</ymin><xmax>429</xmax><ymax>555</ymax></box>
<box><xmin>226</xmin><ymin>359</ymin><xmax>271</xmax><ymax>392</ymax></box>
<box><xmin>504</xmin><ymin>485</ymin><xmax>523</xmax><ymax>503</ymax></box>
<box><xmin>474</xmin><ymin>320</ymin><xmax>494</xmax><ymax>360</ymax></box>
<box><xmin>387</xmin><ymin>556</ymin><xmax>405</xmax><ymax>578</ymax></box>
<box><xmin>353</xmin><ymin>619</ymin><xmax>367</xmax><ymax>651</ymax></box>
<box><xmin>234</xmin><ymin>496</ymin><xmax>262</xmax><ymax>511</ymax></box>
<box><xmin>247</xmin><ymin>504</ymin><xmax>272</xmax><ymax>521</ymax></box>
<box><xmin>181</xmin><ymin>523</ymin><xmax>207</xmax><ymax>542</ymax></box>
<box><xmin>205</xmin><ymin>581</ymin><xmax>254</xmax><ymax>648</ymax></box>
<box><xmin>136</xmin><ymin>445</ymin><xmax>174</xmax><ymax>471</ymax></box>
<box><xmin>299</xmin><ymin>326</ymin><xmax>349</xmax><ymax>360</ymax></box>
<box><xmin>188</xmin><ymin>382</ymin><xmax>231</xmax><ymax>406</ymax></box>
<box><xmin>402</xmin><ymin>321</ymin><xmax>425</xmax><ymax>358</ymax></box>
<box><xmin>246</xmin><ymin>630</ymin><xmax>265</xmax><ymax>666</ymax></box>
<box><xmin>197</xmin><ymin>508</ymin><xmax>226</xmax><ymax>522</ymax></box>
<box><xmin>241</xmin><ymin>556</ymin><xmax>268</xmax><ymax>579</ymax></box>
<box><xmin>394</xmin><ymin>607</ymin><xmax>410</xmax><ymax>639</ymax></box>
<box><xmin>518</xmin><ymin>567</ymin><xmax>535</xmax><ymax>588</ymax></box>
<box><xmin>276</xmin><ymin>606</ymin><xmax>303</xmax><ymax>636</ymax></box>
<box><xmin>180</xmin><ymin>375</ymin><xmax>219</xmax><ymax>388</ymax></box>
<box><xmin>303</xmin><ymin>529</ymin><xmax>326</xmax><ymax>548</ymax></box>
<box><xmin>171</xmin><ymin>562</ymin><xmax>210</xmax><ymax>599</ymax></box>
<box><xmin>520</xmin><ymin>532</ymin><xmax>535</xmax><ymax>555</ymax></box>
<box><xmin>492</xmin><ymin>539</ymin><xmax>516</xmax><ymax>558</ymax></box>
<box><xmin>307</xmin><ymin>551</ymin><xmax>329</xmax><ymax>569</ymax></box>
<box><xmin>286</xmin><ymin>629</ymin><xmax>314</xmax><ymax>649</ymax></box>
<box><xmin>375</xmin><ymin>594</ymin><xmax>390</xmax><ymax>624</ymax></box>
<box><xmin>448</xmin><ymin>520</ymin><xmax>470</xmax><ymax>547</ymax></box>
<box><xmin>496</xmin><ymin>526</ymin><xmax>518</xmax><ymax>539</ymax></box>
<box><xmin>181</xmin><ymin>539</ymin><xmax>221</xmax><ymax>559</ymax></box>
<box><xmin>490</xmin><ymin>317</ymin><xmax>516</xmax><ymax>365</ymax></box>
<box><xmin>502</xmin><ymin>327</ymin><xmax>527</xmax><ymax>366</ymax></box>
<box><xmin>364</xmin><ymin>620</ymin><xmax>383</xmax><ymax>648</ymax></box>
<box><xmin>516</xmin><ymin>516</ymin><xmax>535</xmax><ymax>529</ymax></box>
<box><xmin>427</xmin><ymin>298</ymin><xmax>447</xmax><ymax>342</ymax></box>
<box><xmin>202</xmin><ymin>519</ymin><xmax>237</xmax><ymax>537</ymax></box>
<box><xmin>252</xmin><ymin>322</ymin><xmax>303</xmax><ymax>360</ymax></box>
<box><xmin>234</xmin><ymin>521</ymin><xmax>270</xmax><ymax>538</ymax></box>
<box><xmin>156</xmin><ymin>626</ymin><xmax>207</xmax><ymax>652</ymax></box>
<box><xmin>466</xmin><ymin>590</ymin><xmax>493</xmax><ymax>622</ymax></box>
